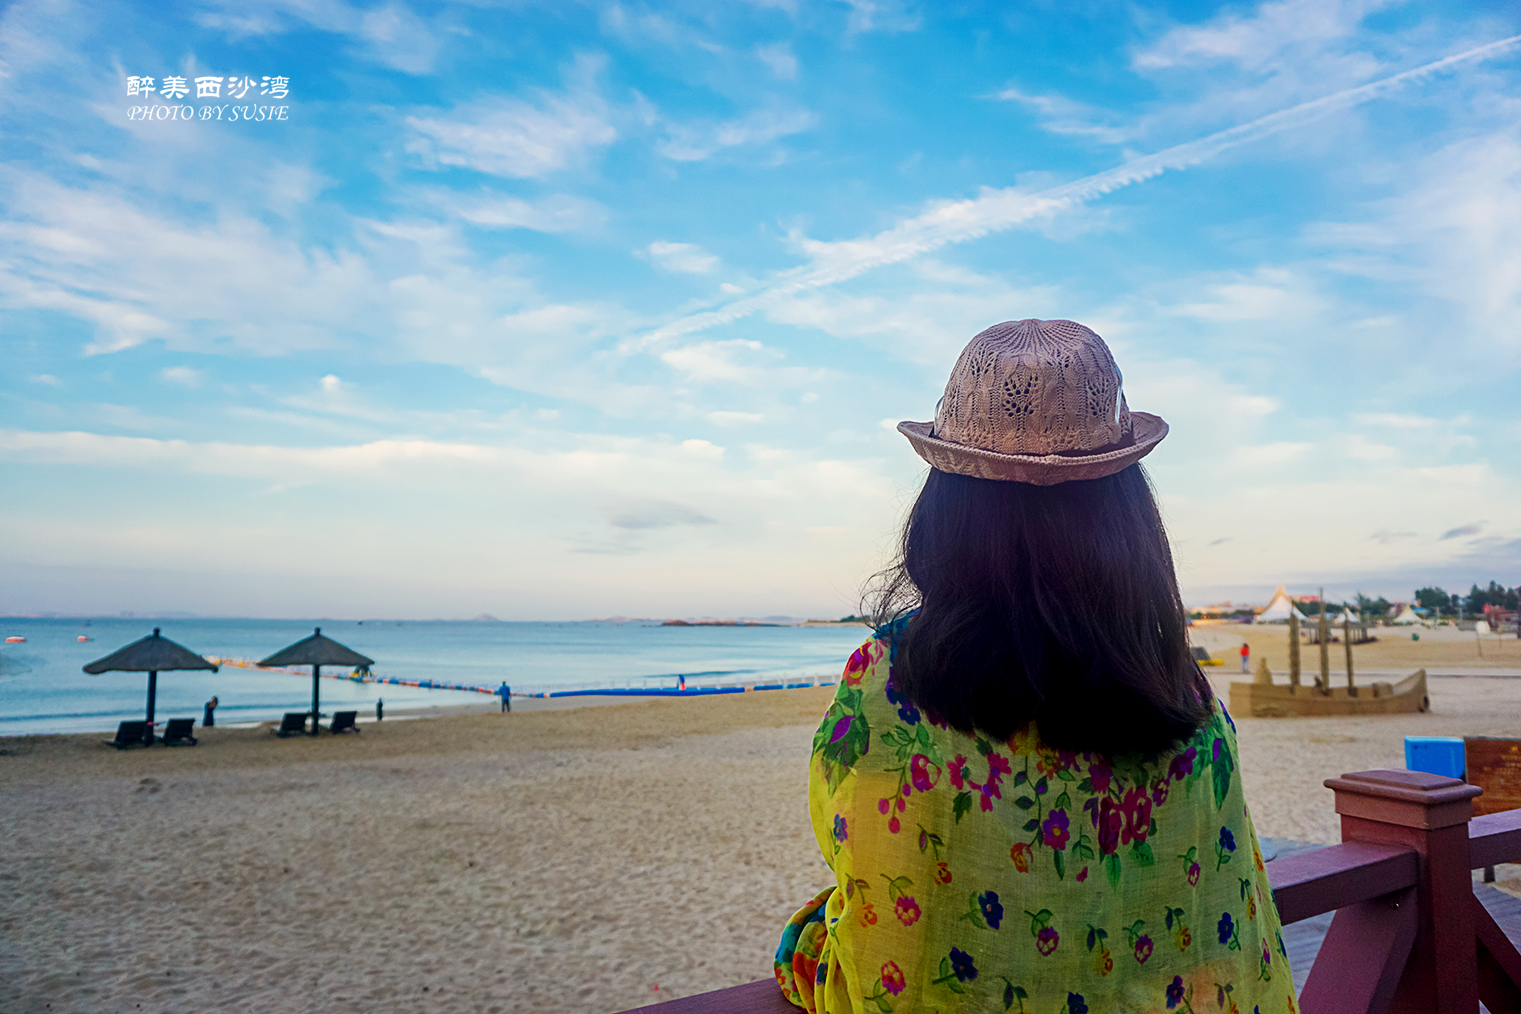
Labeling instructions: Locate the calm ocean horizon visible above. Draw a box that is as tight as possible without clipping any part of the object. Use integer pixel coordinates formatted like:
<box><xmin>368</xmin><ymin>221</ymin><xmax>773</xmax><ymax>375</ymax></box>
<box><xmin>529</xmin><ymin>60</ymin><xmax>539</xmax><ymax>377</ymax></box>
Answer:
<box><xmin>0</xmin><ymin>616</ymin><xmax>871</xmax><ymax>736</ymax></box>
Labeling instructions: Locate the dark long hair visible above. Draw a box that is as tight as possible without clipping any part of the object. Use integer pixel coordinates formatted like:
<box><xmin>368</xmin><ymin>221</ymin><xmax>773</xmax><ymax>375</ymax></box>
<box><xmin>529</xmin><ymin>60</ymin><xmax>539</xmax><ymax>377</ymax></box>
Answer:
<box><xmin>867</xmin><ymin>464</ymin><xmax>1211</xmax><ymax>757</ymax></box>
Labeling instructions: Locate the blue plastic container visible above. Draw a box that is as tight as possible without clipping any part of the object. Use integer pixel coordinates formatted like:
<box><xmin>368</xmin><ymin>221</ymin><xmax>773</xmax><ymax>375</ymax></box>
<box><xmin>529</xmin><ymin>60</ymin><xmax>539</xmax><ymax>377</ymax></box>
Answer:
<box><xmin>1405</xmin><ymin>736</ymin><xmax>1466</xmax><ymax>780</ymax></box>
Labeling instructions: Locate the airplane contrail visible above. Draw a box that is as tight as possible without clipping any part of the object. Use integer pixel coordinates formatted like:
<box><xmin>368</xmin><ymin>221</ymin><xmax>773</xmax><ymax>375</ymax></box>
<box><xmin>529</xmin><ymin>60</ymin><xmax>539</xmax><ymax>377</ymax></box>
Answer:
<box><xmin>632</xmin><ymin>32</ymin><xmax>1521</xmax><ymax>349</ymax></box>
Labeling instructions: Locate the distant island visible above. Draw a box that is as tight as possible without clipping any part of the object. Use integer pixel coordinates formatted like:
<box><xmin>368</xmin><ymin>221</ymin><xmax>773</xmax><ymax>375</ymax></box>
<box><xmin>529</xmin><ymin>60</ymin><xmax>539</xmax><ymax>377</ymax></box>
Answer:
<box><xmin>660</xmin><ymin>619</ymin><xmax>784</xmax><ymax>627</ymax></box>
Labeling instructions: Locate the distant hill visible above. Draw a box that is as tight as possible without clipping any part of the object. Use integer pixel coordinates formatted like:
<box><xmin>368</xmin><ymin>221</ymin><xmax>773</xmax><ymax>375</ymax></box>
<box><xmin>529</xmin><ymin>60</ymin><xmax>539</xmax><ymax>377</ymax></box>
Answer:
<box><xmin>469</xmin><ymin>613</ymin><xmax>502</xmax><ymax>622</ymax></box>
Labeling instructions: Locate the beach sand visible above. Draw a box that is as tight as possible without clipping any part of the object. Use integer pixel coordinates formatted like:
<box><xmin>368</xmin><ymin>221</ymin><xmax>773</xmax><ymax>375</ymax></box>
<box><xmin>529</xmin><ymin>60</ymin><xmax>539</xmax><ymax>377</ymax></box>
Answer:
<box><xmin>5</xmin><ymin>671</ymin><xmax>1521</xmax><ymax>1013</ymax></box>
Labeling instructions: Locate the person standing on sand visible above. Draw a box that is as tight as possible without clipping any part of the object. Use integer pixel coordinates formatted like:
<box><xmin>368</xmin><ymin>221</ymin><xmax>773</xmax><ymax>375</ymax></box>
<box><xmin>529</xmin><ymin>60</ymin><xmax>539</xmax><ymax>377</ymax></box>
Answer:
<box><xmin>203</xmin><ymin>696</ymin><xmax>218</xmax><ymax>728</ymax></box>
<box><xmin>1240</xmin><ymin>641</ymin><xmax>1251</xmax><ymax>673</ymax></box>
<box><xmin>499</xmin><ymin>681</ymin><xmax>511</xmax><ymax>713</ymax></box>
<box><xmin>775</xmin><ymin>320</ymin><xmax>1292</xmax><ymax>1014</ymax></box>
<box><xmin>376</xmin><ymin>697</ymin><xmax>383</xmax><ymax>721</ymax></box>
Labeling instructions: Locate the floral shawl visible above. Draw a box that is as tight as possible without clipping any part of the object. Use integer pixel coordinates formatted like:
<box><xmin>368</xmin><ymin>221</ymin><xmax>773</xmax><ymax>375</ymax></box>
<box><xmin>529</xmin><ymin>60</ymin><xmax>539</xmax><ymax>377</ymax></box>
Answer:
<box><xmin>775</xmin><ymin>629</ymin><xmax>1297</xmax><ymax>1014</ymax></box>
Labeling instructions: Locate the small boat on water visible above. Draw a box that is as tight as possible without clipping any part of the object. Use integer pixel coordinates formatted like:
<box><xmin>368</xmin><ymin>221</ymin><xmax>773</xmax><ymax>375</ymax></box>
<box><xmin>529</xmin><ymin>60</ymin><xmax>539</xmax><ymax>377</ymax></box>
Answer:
<box><xmin>77</xmin><ymin>635</ymin><xmax>92</xmax><ymax>642</ymax></box>
<box><xmin>4</xmin><ymin>636</ymin><xmax>24</xmax><ymax>643</ymax></box>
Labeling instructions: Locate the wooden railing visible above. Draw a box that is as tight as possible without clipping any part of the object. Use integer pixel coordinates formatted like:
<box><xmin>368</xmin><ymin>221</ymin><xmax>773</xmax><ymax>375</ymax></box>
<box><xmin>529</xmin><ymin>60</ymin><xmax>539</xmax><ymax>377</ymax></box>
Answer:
<box><xmin>624</xmin><ymin>769</ymin><xmax>1521</xmax><ymax>1014</ymax></box>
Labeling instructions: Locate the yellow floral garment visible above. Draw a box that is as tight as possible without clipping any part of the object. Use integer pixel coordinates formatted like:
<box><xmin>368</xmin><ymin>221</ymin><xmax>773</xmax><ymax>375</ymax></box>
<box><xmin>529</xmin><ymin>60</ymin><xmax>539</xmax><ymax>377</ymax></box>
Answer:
<box><xmin>776</xmin><ymin>627</ymin><xmax>1296</xmax><ymax>1014</ymax></box>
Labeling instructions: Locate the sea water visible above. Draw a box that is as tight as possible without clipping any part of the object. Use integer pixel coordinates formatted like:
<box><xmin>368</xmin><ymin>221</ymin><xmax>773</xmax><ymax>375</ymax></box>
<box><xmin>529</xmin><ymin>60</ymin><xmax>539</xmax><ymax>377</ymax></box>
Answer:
<box><xmin>0</xmin><ymin>617</ymin><xmax>871</xmax><ymax>736</ymax></box>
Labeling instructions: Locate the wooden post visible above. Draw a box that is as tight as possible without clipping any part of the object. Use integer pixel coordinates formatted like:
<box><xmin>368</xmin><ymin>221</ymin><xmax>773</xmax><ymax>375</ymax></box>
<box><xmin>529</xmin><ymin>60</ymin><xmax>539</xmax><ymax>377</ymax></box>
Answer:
<box><xmin>145</xmin><ymin>669</ymin><xmax>158</xmax><ymax>745</ymax></box>
<box><xmin>312</xmin><ymin>664</ymin><xmax>321</xmax><ymax>735</ymax></box>
<box><xmin>1288</xmin><ymin>612</ymin><xmax>1301</xmax><ymax>692</ymax></box>
<box><xmin>1320</xmin><ymin>769</ymin><xmax>1483</xmax><ymax>1014</ymax></box>
<box><xmin>1345</xmin><ymin>612</ymin><xmax>1355</xmax><ymax>693</ymax></box>
<box><xmin>1319</xmin><ymin>587</ymin><xmax>1331</xmax><ymax>694</ymax></box>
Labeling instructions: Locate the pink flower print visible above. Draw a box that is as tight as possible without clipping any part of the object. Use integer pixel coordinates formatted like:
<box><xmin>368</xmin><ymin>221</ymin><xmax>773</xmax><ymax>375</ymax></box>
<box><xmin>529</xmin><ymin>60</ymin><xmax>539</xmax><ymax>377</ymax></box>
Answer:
<box><xmin>880</xmin><ymin>962</ymin><xmax>906</xmax><ymax>996</ymax></box>
<box><xmin>895</xmin><ymin>896</ymin><xmax>921</xmax><ymax>926</ymax></box>
<box><xmin>895</xmin><ymin>796</ymin><xmax>907</xmax><ymax>812</ymax></box>
<box><xmin>1096</xmin><ymin>797</ymin><xmax>1122</xmax><ymax>856</ymax></box>
<box><xmin>1076</xmin><ymin>866</ymin><xmax>1089</xmax><ymax>882</ymax></box>
<box><xmin>1036</xmin><ymin>926</ymin><xmax>1059</xmax><ymax>956</ymax></box>
<box><xmin>888</xmin><ymin>816</ymin><xmax>901</xmax><ymax>834</ymax></box>
<box><xmin>878</xmin><ymin>798</ymin><xmax>890</xmax><ymax>814</ymax></box>
<box><xmin>1120</xmin><ymin>787</ymin><xmax>1153</xmax><ymax>845</ymax></box>
<box><xmin>986</xmin><ymin>753</ymin><xmax>1012</xmax><ymax>782</ymax></box>
<box><xmin>1152</xmin><ymin>779</ymin><xmax>1169</xmax><ymax>806</ymax></box>
<box><xmin>950</xmin><ymin>755</ymin><xmax>968</xmax><ymax>790</ymax></box>
<box><xmin>1057</xmin><ymin>749</ymin><xmax>1078</xmax><ymax>770</ymax></box>
<box><xmin>1188</xmin><ymin>862</ymin><xmax>1201</xmax><ymax>886</ymax></box>
<box><xmin>1088</xmin><ymin>760</ymin><xmax>1113</xmax><ymax>794</ymax></box>
<box><xmin>1133</xmin><ymin>934</ymin><xmax>1153</xmax><ymax>964</ymax></box>
<box><xmin>843</xmin><ymin>646</ymin><xmax>870</xmax><ymax>686</ymax></box>
<box><xmin>910</xmin><ymin>754</ymin><xmax>941</xmax><ymax>793</ymax></box>
<box><xmin>1042</xmin><ymin>809</ymin><xmax>1071</xmax><ymax>850</ymax></box>
<box><xmin>978</xmin><ymin>784</ymin><xmax>995</xmax><ymax>811</ymax></box>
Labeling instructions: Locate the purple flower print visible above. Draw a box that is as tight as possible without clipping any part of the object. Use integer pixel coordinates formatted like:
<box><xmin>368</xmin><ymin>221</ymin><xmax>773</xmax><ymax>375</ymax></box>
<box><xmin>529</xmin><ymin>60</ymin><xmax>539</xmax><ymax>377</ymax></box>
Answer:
<box><xmin>1133</xmin><ymin>934</ymin><xmax>1152</xmax><ymax>963</ymax></box>
<box><xmin>978</xmin><ymin>891</ymin><xmax>1003</xmax><ymax>929</ymax></box>
<box><xmin>1067</xmin><ymin>994</ymin><xmax>1087</xmax><ymax>1014</ymax></box>
<box><xmin>1042</xmin><ymin>809</ymin><xmax>1071</xmax><ymax>850</ymax></box>
<box><xmin>1218</xmin><ymin>912</ymin><xmax>1235</xmax><ymax>945</ymax></box>
<box><xmin>833</xmin><ymin>815</ymin><xmax>848</xmax><ymax>843</ymax></box>
<box><xmin>1036</xmin><ymin>926</ymin><xmax>1060</xmax><ymax>956</ymax></box>
<box><xmin>1187</xmin><ymin>862</ymin><xmax>1201</xmax><ymax>886</ymax></box>
<box><xmin>830</xmin><ymin>716</ymin><xmax>852</xmax><ymax>743</ymax></box>
<box><xmin>1088</xmin><ymin>760</ymin><xmax>1113</xmax><ymax>794</ymax></box>
<box><xmin>1219</xmin><ymin>826</ymin><xmax>1236</xmax><ymax>852</ymax></box>
<box><xmin>1168</xmin><ymin>747</ymin><xmax>1196</xmax><ymax>782</ymax></box>
<box><xmin>1153</xmin><ymin>779</ymin><xmax>1169</xmax><ymax>806</ymax></box>
<box><xmin>949</xmin><ymin>948</ymin><xmax>977</xmax><ymax>981</ymax></box>
<box><xmin>1212</xmin><ymin>737</ymin><xmax>1225</xmax><ymax>763</ymax></box>
<box><xmin>1166</xmin><ymin>976</ymin><xmax>1185</xmax><ymax>1009</ymax></box>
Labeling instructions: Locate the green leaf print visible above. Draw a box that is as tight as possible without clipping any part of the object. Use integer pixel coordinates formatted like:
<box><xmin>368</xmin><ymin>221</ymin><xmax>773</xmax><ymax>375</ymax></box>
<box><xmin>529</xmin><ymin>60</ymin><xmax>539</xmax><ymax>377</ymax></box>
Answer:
<box><xmin>1014</xmin><ymin>796</ymin><xmax>1035</xmax><ymax>810</ymax></box>
<box><xmin>1131</xmin><ymin>841</ymin><xmax>1155</xmax><ymax>867</ymax></box>
<box><xmin>1054</xmin><ymin>849</ymin><xmax>1066</xmax><ymax>880</ymax></box>
<box><xmin>1211</xmin><ymin>736</ymin><xmax>1235</xmax><ymax>809</ymax></box>
<box><xmin>954</xmin><ymin>792</ymin><xmax>973</xmax><ymax>822</ymax></box>
<box><xmin>1103</xmin><ymin>853</ymin><xmax>1122</xmax><ymax>889</ymax></box>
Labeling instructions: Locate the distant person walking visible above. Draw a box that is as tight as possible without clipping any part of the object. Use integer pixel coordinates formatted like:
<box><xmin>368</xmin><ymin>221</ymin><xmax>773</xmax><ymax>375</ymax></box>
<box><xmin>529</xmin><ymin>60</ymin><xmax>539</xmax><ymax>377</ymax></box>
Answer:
<box><xmin>1240</xmin><ymin>641</ymin><xmax>1251</xmax><ymax>673</ymax></box>
<box><xmin>203</xmin><ymin>696</ymin><xmax>218</xmax><ymax>728</ymax></box>
<box><xmin>376</xmin><ymin>697</ymin><xmax>384</xmax><ymax>721</ymax></box>
<box><xmin>499</xmin><ymin>681</ymin><xmax>511</xmax><ymax>713</ymax></box>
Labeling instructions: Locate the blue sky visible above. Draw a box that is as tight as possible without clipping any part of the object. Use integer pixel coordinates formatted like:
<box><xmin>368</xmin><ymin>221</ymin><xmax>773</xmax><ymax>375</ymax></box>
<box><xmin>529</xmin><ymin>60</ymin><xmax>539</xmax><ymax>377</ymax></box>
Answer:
<box><xmin>2</xmin><ymin>0</ymin><xmax>1520</xmax><ymax>619</ymax></box>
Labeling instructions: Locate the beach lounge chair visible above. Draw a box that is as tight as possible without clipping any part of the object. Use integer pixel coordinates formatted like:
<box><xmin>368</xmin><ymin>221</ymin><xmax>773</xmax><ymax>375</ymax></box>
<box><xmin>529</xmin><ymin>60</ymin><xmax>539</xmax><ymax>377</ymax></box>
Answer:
<box><xmin>105</xmin><ymin>720</ymin><xmax>149</xmax><ymax>749</ymax></box>
<box><xmin>273</xmin><ymin>712</ymin><xmax>308</xmax><ymax>737</ymax></box>
<box><xmin>328</xmin><ymin>710</ymin><xmax>359</xmax><ymax>734</ymax></box>
<box><xmin>162</xmin><ymin>718</ymin><xmax>197</xmax><ymax>746</ymax></box>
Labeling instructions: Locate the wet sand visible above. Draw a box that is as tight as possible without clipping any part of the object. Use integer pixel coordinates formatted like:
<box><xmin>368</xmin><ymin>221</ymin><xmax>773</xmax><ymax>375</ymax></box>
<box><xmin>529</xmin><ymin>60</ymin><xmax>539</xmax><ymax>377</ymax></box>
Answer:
<box><xmin>5</xmin><ymin>671</ymin><xmax>1521</xmax><ymax>1013</ymax></box>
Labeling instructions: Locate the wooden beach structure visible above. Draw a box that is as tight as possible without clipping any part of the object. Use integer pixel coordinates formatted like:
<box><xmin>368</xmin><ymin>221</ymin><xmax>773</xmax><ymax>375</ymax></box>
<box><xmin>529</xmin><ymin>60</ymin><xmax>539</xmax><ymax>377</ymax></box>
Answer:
<box><xmin>258</xmin><ymin>627</ymin><xmax>374</xmax><ymax>737</ymax></box>
<box><xmin>1229</xmin><ymin>587</ymin><xmax>1429</xmax><ymax>718</ymax></box>
<box><xmin>623</xmin><ymin>769</ymin><xmax>1521</xmax><ymax>1014</ymax></box>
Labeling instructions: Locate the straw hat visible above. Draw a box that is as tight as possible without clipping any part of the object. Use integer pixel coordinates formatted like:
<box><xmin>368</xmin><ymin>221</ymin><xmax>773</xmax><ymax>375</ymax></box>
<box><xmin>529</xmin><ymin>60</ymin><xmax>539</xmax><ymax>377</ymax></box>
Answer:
<box><xmin>898</xmin><ymin>319</ymin><xmax>1167</xmax><ymax>485</ymax></box>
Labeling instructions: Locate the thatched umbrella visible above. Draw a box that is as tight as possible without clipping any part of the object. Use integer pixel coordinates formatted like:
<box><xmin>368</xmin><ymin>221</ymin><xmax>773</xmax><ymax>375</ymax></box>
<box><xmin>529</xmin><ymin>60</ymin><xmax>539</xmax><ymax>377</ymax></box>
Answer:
<box><xmin>84</xmin><ymin>628</ymin><xmax>218</xmax><ymax>744</ymax></box>
<box><xmin>259</xmin><ymin>628</ymin><xmax>374</xmax><ymax>736</ymax></box>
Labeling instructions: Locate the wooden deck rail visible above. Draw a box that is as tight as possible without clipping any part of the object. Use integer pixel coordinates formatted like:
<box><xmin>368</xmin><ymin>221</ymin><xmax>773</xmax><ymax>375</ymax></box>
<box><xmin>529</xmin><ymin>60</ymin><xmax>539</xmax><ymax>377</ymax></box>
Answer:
<box><xmin>627</xmin><ymin>769</ymin><xmax>1521</xmax><ymax>1014</ymax></box>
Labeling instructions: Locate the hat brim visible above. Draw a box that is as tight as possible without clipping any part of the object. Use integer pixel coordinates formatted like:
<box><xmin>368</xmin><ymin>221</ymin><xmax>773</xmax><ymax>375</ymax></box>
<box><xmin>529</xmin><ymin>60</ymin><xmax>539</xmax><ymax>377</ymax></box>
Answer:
<box><xmin>897</xmin><ymin>412</ymin><xmax>1168</xmax><ymax>485</ymax></box>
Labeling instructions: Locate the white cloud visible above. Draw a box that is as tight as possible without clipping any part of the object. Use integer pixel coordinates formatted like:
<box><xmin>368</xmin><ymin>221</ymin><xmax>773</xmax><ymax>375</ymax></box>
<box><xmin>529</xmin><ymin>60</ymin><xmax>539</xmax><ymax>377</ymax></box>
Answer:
<box><xmin>642</xmin><ymin>240</ymin><xmax>719</xmax><ymax>274</ymax></box>
<box><xmin>990</xmin><ymin>88</ymin><xmax>1134</xmax><ymax>144</ymax></box>
<box><xmin>436</xmin><ymin>190</ymin><xmax>608</xmax><ymax>234</ymax></box>
<box><xmin>160</xmin><ymin>366</ymin><xmax>202</xmax><ymax>387</ymax></box>
<box><xmin>836</xmin><ymin>0</ymin><xmax>920</xmax><ymax>34</ymax></box>
<box><xmin>755</xmin><ymin>42</ymin><xmax>798</xmax><ymax>80</ymax></box>
<box><xmin>28</xmin><ymin>373</ymin><xmax>60</xmax><ymax>385</ymax></box>
<box><xmin>406</xmin><ymin>57</ymin><xmax>616</xmax><ymax>178</ymax></box>
<box><xmin>657</xmin><ymin>107</ymin><xmax>816</xmax><ymax>162</ymax></box>
<box><xmin>194</xmin><ymin>0</ymin><xmax>444</xmax><ymax>73</ymax></box>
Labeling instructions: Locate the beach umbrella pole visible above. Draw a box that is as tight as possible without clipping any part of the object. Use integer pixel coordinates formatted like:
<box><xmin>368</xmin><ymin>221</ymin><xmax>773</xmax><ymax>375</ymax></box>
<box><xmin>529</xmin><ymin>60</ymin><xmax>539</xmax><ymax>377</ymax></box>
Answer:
<box><xmin>145</xmin><ymin>670</ymin><xmax>157</xmax><ymax>745</ymax></box>
<box><xmin>312</xmin><ymin>664</ymin><xmax>321</xmax><ymax>735</ymax></box>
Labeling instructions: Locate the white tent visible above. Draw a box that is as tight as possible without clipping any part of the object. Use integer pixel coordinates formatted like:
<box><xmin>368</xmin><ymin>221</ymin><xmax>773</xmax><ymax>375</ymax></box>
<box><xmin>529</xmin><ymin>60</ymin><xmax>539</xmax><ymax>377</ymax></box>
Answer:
<box><xmin>1255</xmin><ymin>584</ymin><xmax>1310</xmax><ymax>624</ymax></box>
<box><xmin>1389</xmin><ymin>604</ymin><xmax>1422</xmax><ymax>625</ymax></box>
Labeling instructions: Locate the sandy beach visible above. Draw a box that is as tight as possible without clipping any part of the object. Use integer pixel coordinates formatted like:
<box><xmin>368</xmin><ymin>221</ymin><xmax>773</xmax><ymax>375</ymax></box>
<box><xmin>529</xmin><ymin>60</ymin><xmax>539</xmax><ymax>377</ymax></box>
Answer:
<box><xmin>5</xmin><ymin>662</ymin><xmax>1521</xmax><ymax>1013</ymax></box>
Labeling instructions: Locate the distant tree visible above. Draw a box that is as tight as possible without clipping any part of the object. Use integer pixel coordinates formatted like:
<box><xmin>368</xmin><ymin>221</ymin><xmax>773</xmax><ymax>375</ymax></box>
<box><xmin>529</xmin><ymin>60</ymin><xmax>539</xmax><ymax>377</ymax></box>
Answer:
<box><xmin>1414</xmin><ymin>587</ymin><xmax>1452</xmax><ymax>614</ymax></box>
<box><xmin>1355</xmin><ymin>593</ymin><xmax>1392</xmax><ymax>619</ymax></box>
